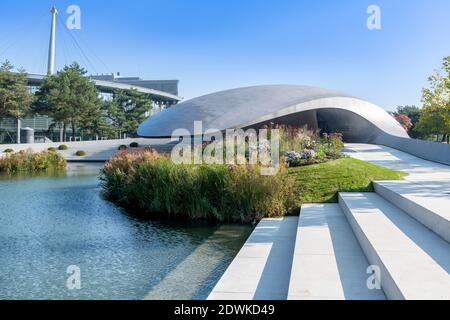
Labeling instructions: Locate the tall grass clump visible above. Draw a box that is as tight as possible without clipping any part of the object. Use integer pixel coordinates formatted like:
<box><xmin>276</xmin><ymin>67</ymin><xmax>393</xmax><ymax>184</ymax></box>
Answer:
<box><xmin>100</xmin><ymin>150</ymin><xmax>295</xmax><ymax>223</ymax></box>
<box><xmin>0</xmin><ymin>149</ymin><xmax>67</xmax><ymax>174</ymax></box>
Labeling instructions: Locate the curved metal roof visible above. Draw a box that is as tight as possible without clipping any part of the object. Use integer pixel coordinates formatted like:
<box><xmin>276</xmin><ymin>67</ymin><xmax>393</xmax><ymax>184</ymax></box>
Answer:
<box><xmin>137</xmin><ymin>85</ymin><xmax>408</xmax><ymax>140</ymax></box>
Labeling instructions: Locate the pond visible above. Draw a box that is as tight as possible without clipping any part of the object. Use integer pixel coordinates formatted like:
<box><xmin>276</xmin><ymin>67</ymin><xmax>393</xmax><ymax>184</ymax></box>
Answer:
<box><xmin>0</xmin><ymin>163</ymin><xmax>252</xmax><ymax>300</ymax></box>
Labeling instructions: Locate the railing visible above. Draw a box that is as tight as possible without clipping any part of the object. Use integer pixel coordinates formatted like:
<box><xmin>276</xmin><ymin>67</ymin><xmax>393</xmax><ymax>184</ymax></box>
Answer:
<box><xmin>0</xmin><ymin>116</ymin><xmax>52</xmax><ymax>131</ymax></box>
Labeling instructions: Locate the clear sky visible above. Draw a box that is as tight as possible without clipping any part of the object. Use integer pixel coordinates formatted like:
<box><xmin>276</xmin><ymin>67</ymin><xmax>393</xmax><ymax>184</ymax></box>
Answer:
<box><xmin>0</xmin><ymin>0</ymin><xmax>449</xmax><ymax>110</ymax></box>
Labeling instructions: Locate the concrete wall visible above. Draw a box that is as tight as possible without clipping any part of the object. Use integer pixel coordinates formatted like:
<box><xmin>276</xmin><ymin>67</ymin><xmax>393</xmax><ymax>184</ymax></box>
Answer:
<box><xmin>375</xmin><ymin>134</ymin><xmax>450</xmax><ymax>166</ymax></box>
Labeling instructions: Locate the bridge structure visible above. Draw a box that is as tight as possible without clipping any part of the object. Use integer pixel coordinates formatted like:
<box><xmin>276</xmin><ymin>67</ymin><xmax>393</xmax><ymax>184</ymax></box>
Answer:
<box><xmin>26</xmin><ymin>73</ymin><xmax>182</xmax><ymax>106</ymax></box>
<box><xmin>40</xmin><ymin>6</ymin><xmax>182</xmax><ymax>105</ymax></box>
<box><xmin>0</xmin><ymin>6</ymin><xmax>182</xmax><ymax>143</ymax></box>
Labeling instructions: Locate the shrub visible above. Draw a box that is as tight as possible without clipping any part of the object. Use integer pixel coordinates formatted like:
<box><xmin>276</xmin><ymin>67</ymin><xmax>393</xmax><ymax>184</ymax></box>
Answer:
<box><xmin>274</xmin><ymin>124</ymin><xmax>319</xmax><ymax>155</ymax></box>
<box><xmin>48</xmin><ymin>147</ymin><xmax>57</xmax><ymax>152</ymax></box>
<box><xmin>314</xmin><ymin>145</ymin><xmax>327</xmax><ymax>160</ymax></box>
<box><xmin>282</xmin><ymin>128</ymin><xmax>345</xmax><ymax>167</ymax></box>
<box><xmin>300</xmin><ymin>149</ymin><xmax>316</xmax><ymax>160</ymax></box>
<box><xmin>118</xmin><ymin>145</ymin><xmax>127</xmax><ymax>151</ymax></box>
<box><xmin>75</xmin><ymin>150</ymin><xmax>87</xmax><ymax>156</ymax></box>
<box><xmin>100</xmin><ymin>150</ymin><xmax>295</xmax><ymax>223</ymax></box>
<box><xmin>58</xmin><ymin>145</ymin><xmax>68</xmax><ymax>150</ymax></box>
<box><xmin>3</xmin><ymin>149</ymin><xmax>14</xmax><ymax>153</ymax></box>
<box><xmin>285</xmin><ymin>149</ymin><xmax>319</xmax><ymax>167</ymax></box>
<box><xmin>130</xmin><ymin>142</ymin><xmax>139</xmax><ymax>148</ymax></box>
<box><xmin>0</xmin><ymin>150</ymin><xmax>66</xmax><ymax>174</ymax></box>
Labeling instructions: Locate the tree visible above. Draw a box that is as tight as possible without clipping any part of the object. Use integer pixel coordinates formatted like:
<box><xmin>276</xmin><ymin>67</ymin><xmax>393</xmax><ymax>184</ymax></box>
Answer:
<box><xmin>394</xmin><ymin>113</ymin><xmax>413</xmax><ymax>131</ymax></box>
<box><xmin>394</xmin><ymin>105</ymin><xmax>421</xmax><ymax>138</ymax></box>
<box><xmin>103</xmin><ymin>89</ymin><xmax>152</xmax><ymax>138</ymax></box>
<box><xmin>86</xmin><ymin>115</ymin><xmax>114</xmax><ymax>140</ymax></box>
<box><xmin>34</xmin><ymin>62</ymin><xmax>102</xmax><ymax>141</ymax></box>
<box><xmin>0</xmin><ymin>60</ymin><xmax>35</xmax><ymax>143</ymax></box>
<box><xmin>416</xmin><ymin>56</ymin><xmax>450</xmax><ymax>143</ymax></box>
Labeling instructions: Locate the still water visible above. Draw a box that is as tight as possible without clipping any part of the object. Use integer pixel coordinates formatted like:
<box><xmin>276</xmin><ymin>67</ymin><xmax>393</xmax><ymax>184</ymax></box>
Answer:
<box><xmin>0</xmin><ymin>164</ymin><xmax>252</xmax><ymax>300</ymax></box>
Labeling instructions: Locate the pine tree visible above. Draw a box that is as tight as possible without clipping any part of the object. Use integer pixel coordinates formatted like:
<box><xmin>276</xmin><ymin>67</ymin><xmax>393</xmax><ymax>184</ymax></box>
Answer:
<box><xmin>104</xmin><ymin>89</ymin><xmax>153</xmax><ymax>138</ymax></box>
<box><xmin>34</xmin><ymin>62</ymin><xmax>102</xmax><ymax>141</ymax></box>
<box><xmin>0</xmin><ymin>60</ymin><xmax>35</xmax><ymax>143</ymax></box>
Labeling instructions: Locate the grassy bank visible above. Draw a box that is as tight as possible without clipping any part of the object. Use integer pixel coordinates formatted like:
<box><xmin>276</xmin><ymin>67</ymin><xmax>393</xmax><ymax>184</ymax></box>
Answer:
<box><xmin>100</xmin><ymin>151</ymin><xmax>295</xmax><ymax>223</ymax></box>
<box><xmin>288</xmin><ymin>158</ymin><xmax>408</xmax><ymax>204</ymax></box>
<box><xmin>100</xmin><ymin>151</ymin><xmax>407</xmax><ymax>223</ymax></box>
<box><xmin>0</xmin><ymin>150</ymin><xmax>67</xmax><ymax>174</ymax></box>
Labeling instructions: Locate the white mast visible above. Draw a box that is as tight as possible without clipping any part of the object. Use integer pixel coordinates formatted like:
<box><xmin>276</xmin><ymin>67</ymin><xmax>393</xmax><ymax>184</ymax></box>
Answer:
<box><xmin>47</xmin><ymin>6</ymin><xmax>58</xmax><ymax>75</ymax></box>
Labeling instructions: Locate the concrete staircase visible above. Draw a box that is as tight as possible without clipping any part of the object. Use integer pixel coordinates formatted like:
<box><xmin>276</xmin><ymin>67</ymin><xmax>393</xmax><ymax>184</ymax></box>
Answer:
<box><xmin>339</xmin><ymin>192</ymin><xmax>450</xmax><ymax>300</ymax></box>
<box><xmin>209</xmin><ymin>184</ymin><xmax>450</xmax><ymax>300</ymax></box>
<box><xmin>373</xmin><ymin>181</ymin><xmax>450</xmax><ymax>243</ymax></box>
<box><xmin>287</xmin><ymin>204</ymin><xmax>385</xmax><ymax>300</ymax></box>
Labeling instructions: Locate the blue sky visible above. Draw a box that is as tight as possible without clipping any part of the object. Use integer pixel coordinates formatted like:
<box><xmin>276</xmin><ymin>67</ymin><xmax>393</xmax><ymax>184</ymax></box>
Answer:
<box><xmin>0</xmin><ymin>0</ymin><xmax>449</xmax><ymax>110</ymax></box>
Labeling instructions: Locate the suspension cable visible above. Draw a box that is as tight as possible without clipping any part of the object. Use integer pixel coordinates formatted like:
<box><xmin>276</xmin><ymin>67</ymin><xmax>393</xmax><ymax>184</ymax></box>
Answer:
<box><xmin>57</xmin><ymin>15</ymin><xmax>99</xmax><ymax>75</ymax></box>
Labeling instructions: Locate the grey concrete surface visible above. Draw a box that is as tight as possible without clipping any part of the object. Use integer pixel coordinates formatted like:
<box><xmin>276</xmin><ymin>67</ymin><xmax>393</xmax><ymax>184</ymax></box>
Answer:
<box><xmin>138</xmin><ymin>85</ymin><xmax>408</xmax><ymax>143</ymax></box>
<box><xmin>0</xmin><ymin>138</ymin><xmax>175</xmax><ymax>162</ymax></box>
<box><xmin>374</xmin><ymin>181</ymin><xmax>450</xmax><ymax>243</ymax></box>
<box><xmin>375</xmin><ymin>134</ymin><xmax>450</xmax><ymax>166</ymax></box>
<box><xmin>208</xmin><ymin>217</ymin><xmax>298</xmax><ymax>300</ymax></box>
<box><xmin>339</xmin><ymin>192</ymin><xmax>450</xmax><ymax>300</ymax></box>
<box><xmin>288</xmin><ymin>204</ymin><xmax>386</xmax><ymax>300</ymax></box>
<box><xmin>346</xmin><ymin>143</ymin><xmax>450</xmax><ymax>242</ymax></box>
<box><xmin>344</xmin><ymin>143</ymin><xmax>450</xmax><ymax>181</ymax></box>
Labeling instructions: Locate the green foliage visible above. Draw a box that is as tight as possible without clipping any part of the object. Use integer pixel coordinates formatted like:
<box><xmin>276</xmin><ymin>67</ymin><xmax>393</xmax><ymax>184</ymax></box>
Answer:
<box><xmin>75</xmin><ymin>150</ymin><xmax>87</xmax><ymax>156</ymax></box>
<box><xmin>3</xmin><ymin>149</ymin><xmax>14</xmax><ymax>153</ymax></box>
<box><xmin>394</xmin><ymin>105</ymin><xmax>422</xmax><ymax>138</ymax></box>
<box><xmin>58</xmin><ymin>144</ymin><xmax>68</xmax><ymax>150</ymax></box>
<box><xmin>0</xmin><ymin>150</ymin><xmax>66</xmax><ymax>174</ymax></box>
<box><xmin>0</xmin><ymin>61</ymin><xmax>35</xmax><ymax>119</ymax></box>
<box><xmin>288</xmin><ymin>158</ymin><xmax>407</xmax><ymax>206</ymax></box>
<box><xmin>100</xmin><ymin>151</ymin><xmax>406</xmax><ymax>223</ymax></box>
<box><xmin>103</xmin><ymin>89</ymin><xmax>153</xmax><ymax>138</ymax></box>
<box><xmin>322</xmin><ymin>133</ymin><xmax>344</xmax><ymax>158</ymax></box>
<box><xmin>416</xmin><ymin>56</ymin><xmax>450</xmax><ymax>142</ymax></box>
<box><xmin>0</xmin><ymin>61</ymin><xmax>35</xmax><ymax>142</ymax></box>
<box><xmin>275</xmin><ymin>125</ymin><xmax>317</xmax><ymax>155</ymax></box>
<box><xmin>130</xmin><ymin>142</ymin><xmax>139</xmax><ymax>148</ymax></box>
<box><xmin>47</xmin><ymin>147</ymin><xmax>57</xmax><ymax>152</ymax></box>
<box><xmin>34</xmin><ymin>63</ymin><xmax>102</xmax><ymax>141</ymax></box>
<box><xmin>280</xmin><ymin>127</ymin><xmax>345</xmax><ymax>167</ymax></box>
<box><xmin>100</xmin><ymin>150</ymin><xmax>295</xmax><ymax>223</ymax></box>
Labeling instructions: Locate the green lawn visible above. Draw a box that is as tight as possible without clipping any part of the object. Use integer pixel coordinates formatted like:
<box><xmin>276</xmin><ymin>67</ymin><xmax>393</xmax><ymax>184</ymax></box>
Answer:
<box><xmin>287</xmin><ymin>157</ymin><xmax>408</xmax><ymax>204</ymax></box>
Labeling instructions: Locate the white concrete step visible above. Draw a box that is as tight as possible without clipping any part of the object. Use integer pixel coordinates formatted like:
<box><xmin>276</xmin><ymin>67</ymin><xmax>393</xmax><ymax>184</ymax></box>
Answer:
<box><xmin>208</xmin><ymin>217</ymin><xmax>298</xmax><ymax>300</ymax></box>
<box><xmin>339</xmin><ymin>192</ymin><xmax>450</xmax><ymax>300</ymax></box>
<box><xmin>288</xmin><ymin>204</ymin><xmax>385</xmax><ymax>300</ymax></box>
<box><xmin>374</xmin><ymin>180</ymin><xmax>450</xmax><ymax>243</ymax></box>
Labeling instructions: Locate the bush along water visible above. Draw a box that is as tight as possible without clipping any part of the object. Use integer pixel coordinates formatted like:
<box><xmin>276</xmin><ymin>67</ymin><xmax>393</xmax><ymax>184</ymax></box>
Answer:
<box><xmin>100</xmin><ymin>126</ymin><xmax>346</xmax><ymax>223</ymax></box>
<box><xmin>58</xmin><ymin>145</ymin><xmax>68</xmax><ymax>150</ymax></box>
<box><xmin>100</xmin><ymin>149</ymin><xmax>295</xmax><ymax>223</ymax></box>
<box><xmin>0</xmin><ymin>149</ymin><xmax>67</xmax><ymax>174</ymax></box>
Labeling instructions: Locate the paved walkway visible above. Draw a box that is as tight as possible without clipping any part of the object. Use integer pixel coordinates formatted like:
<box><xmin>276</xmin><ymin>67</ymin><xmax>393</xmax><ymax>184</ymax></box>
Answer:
<box><xmin>344</xmin><ymin>143</ymin><xmax>450</xmax><ymax>244</ymax></box>
<box><xmin>0</xmin><ymin>138</ymin><xmax>175</xmax><ymax>162</ymax></box>
<box><xmin>344</xmin><ymin>143</ymin><xmax>450</xmax><ymax>181</ymax></box>
<box><xmin>210</xmin><ymin>144</ymin><xmax>450</xmax><ymax>300</ymax></box>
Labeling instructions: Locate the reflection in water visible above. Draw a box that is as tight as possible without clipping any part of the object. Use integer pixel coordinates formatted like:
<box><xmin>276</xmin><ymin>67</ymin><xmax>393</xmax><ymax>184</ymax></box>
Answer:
<box><xmin>0</xmin><ymin>163</ymin><xmax>252</xmax><ymax>300</ymax></box>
